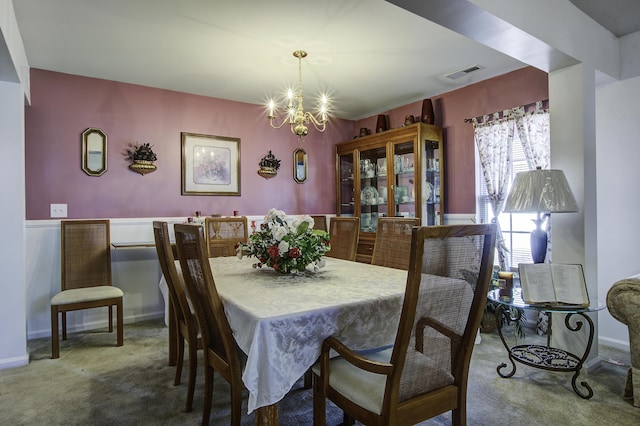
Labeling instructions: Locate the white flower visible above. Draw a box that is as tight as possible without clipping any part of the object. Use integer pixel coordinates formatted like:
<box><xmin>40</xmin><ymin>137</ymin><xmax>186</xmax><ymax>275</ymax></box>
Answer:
<box><xmin>288</xmin><ymin>219</ymin><xmax>299</xmax><ymax>234</ymax></box>
<box><xmin>278</xmin><ymin>240</ymin><xmax>290</xmax><ymax>255</ymax></box>
<box><xmin>273</xmin><ymin>226</ymin><xmax>288</xmax><ymax>241</ymax></box>
<box><xmin>302</xmin><ymin>215</ymin><xmax>314</xmax><ymax>229</ymax></box>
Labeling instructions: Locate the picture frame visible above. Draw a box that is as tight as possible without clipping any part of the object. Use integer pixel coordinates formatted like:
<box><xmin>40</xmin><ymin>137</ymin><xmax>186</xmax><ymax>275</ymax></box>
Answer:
<box><xmin>181</xmin><ymin>132</ymin><xmax>241</xmax><ymax>196</ymax></box>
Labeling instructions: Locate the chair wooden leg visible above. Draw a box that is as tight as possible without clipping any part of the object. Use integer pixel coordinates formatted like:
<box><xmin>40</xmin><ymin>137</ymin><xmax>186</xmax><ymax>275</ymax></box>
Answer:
<box><xmin>168</xmin><ymin>302</ymin><xmax>178</xmax><ymax>366</ymax></box>
<box><xmin>51</xmin><ymin>307</ymin><xmax>60</xmax><ymax>359</ymax></box>
<box><xmin>452</xmin><ymin>401</ymin><xmax>466</xmax><ymax>426</ymax></box>
<box><xmin>313</xmin><ymin>373</ymin><xmax>326</xmax><ymax>426</ymax></box>
<box><xmin>61</xmin><ymin>311</ymin><xmax>67</xmax><ymax>340</ymax></box>
<box><xmin>343</xmin><ymin>412</ymin><xmax>355</xmax><ymax>425</ymax></box>
<box><xmin>303</xmin><ymin>369</ymin><xmax>312</xmax><ymax>389</ymax></box>
<box><xmin>116</xmin><ymin>298</ymin><xmax>123</xmax><ymax>346</ymax></box>
<box><xmin>175</xmin><ymin>336</ymin><xmax>185</xmax><ymax>386</ymax></box>
<box><xmin>185</xmin><ymin>338</ymin><xmax>197</xmax><ymax>412</ymax></box>
<box><xmin>202</xmin><ymin>365</ymin><xmax>214</xmax><ymax>426</ymax></box>
<box><xmin>230</xmin><ymin>385</ymin><xmax>243</xmax><ymax>426</ymax></box>
<box><xmin>108</xmin><ymin>305</ymin><xmax>114</xmax><ymax>332</ymax></box>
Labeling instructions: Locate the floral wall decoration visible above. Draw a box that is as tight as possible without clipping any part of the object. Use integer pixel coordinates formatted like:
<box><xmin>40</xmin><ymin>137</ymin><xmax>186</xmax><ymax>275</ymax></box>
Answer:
<box><xmin>127</xmin><ymin>142</ymin><xmax>158</xmax><ymax>175</ymax></box>
<box><xmin>257</xmin><ymin>150</ymin><xmax>281</xmax><ymax>179</ymax></box>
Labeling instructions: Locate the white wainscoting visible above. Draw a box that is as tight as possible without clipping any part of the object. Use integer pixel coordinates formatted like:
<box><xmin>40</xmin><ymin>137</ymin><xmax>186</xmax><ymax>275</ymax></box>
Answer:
<box><xmin>443</xmin><ymin>213</ymin><xmax>476</xmax><ymax>225</ymax></box>
<box><xmin>27</xmin><ymin>218</ymin><xmax>169</xmax><ymax>339</ymax></box>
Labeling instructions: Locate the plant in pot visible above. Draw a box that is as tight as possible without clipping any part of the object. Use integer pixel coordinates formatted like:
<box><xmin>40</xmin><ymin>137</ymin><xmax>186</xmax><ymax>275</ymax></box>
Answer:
<box><xmin>481</xmin><ymin>272</ymin><xmax>526</xmax><ymax>341</ymax></box>
<box><xmin>461</xmin><ymin>268</ymin><xmax>526</xmax><ymax>339</ymax></box>
<box><xmin>127</xmin><ymin>142</ymin><xmax>158</xmax><ymax>175</ymax></box>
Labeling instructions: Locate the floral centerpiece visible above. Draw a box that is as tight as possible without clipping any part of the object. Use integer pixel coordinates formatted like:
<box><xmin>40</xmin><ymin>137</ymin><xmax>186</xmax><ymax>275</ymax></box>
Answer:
<box><xmin>236</xmin><ymin>209</ymin><xmax>330</xmax><ymax>274</ymax></box>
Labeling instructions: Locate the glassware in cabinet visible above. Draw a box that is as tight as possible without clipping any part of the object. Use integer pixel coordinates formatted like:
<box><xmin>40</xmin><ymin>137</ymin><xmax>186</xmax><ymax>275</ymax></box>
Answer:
<box><xmin>337</xmin><ymin>152</ymin><xmax>355</xmax><ymax>217</ymax></box>
<box><xmin>359</xmin><ymin>145</ymin><xmax>387</xmax><ymax>233</ymax></box>
<box><xmin>422</xmin><ymin>138</ymin><xmax>443</xmax><ymax>226</ymax></box>
<box><xmin>392</xmin><ymin>140</ymin><xmax>416</xmax><ymax>219</ymax></box>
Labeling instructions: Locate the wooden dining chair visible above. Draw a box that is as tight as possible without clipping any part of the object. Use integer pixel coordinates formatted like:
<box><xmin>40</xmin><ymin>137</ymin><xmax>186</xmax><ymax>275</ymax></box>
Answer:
<box><xmin>326</xmin><ymin>217</ymin><xmax>360</xmax><ymax>261</ymax></box>
<box><xmin>152</xmin><ymin>221</ymin><xmax>201</xmax><ymax>413</ymax></box>
<box><xmin>313</xmin><ymin>224</ymin><xmax>497</xmax><ymax>426</ymax></box>
<box><xmin>50</xmin><ymin>220</ymin><xmax>123</xmax><ymax>359</ymax></box>
<box><xmin>204</xmin><ymin>216</ymin><xmax>249</xmax><ymax>257</ymax></box>
<box><xmin>371</xmin><ymin>217</ymin><xmax>421</xmax><ymax>270</ymax></box>
<box><xmin>310</xmin><ymin>215</ymin><xmax>328</xmax><ymax>232</ymax></box>
<box><xmin>174</xmin><ymin>223</ymin><xmax>245</xmax><ymax>426</ymax></box>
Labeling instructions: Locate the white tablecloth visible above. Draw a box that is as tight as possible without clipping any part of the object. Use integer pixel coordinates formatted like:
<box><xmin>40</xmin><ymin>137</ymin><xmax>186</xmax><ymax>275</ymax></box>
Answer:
<box><xmin>161</xmin><ymin>256</ymin><xmax>407</xmax><ymax>413</ymax></box>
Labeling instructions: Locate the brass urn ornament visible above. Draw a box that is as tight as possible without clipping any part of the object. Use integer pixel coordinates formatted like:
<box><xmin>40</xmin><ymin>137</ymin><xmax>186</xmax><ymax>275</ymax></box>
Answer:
<box><xmin>127</xmin><ymin>142</ymin><xmax>158</xmax><ymax>175</ymax></box>
<box><xmin>257</xmin><ymin>150</ymin><xmax>281</xmax><ymax>179</ymax></box>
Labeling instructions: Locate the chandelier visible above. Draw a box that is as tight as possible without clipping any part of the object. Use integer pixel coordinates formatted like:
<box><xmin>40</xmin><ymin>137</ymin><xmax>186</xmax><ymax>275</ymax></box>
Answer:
<box><xmin>267</xmin><ymin>50</ymin><xmax>329</xmax><ymax>141</ymax></box>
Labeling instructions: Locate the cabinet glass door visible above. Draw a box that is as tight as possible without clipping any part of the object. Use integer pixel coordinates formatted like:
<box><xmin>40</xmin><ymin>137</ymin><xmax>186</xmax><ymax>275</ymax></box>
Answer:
<box><xmin>359</xmin><ymin>146</ymin><xmax>387</xmax><ymax>233</ymax></box>
<box><xmin>338</xmin><ymin>153</ymin><xmax>355</xmax><ymax>217</ymax></box>
<box><xmin>423</xmin><ymin>139</ymin><xmax>442</xmax><ymax>225</ymax></box>
<box><xmin>393</xmin><ymin>141</ymin><xmax>416</xmax><ymax>219</ymax></box>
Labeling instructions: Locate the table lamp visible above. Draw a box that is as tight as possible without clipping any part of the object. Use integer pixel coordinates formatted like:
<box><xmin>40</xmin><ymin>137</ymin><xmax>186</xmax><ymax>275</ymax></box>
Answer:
<box><xmin>502</xmin><ymin>167</ymin><xmax>578</xmax><ymax>263</ymax></box>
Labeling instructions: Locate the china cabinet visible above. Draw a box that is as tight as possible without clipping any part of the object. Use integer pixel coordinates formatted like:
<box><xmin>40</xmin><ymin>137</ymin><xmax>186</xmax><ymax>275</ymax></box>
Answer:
<box><xmin>335</xmin><ymin>122</ymin><xmax>444</xmax><ymax>263</ymax></box>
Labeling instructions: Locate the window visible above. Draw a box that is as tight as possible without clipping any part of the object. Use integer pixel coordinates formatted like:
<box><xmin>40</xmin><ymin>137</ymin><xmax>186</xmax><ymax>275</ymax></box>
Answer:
<box><xmin>476</xmin><ymin>130</ymin><xmax>537</xmax><ymax>269</ymax></box>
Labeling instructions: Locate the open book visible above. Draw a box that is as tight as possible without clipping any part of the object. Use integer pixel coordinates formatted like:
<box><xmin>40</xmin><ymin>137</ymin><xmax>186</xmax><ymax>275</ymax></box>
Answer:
<box><xmin>518</xmin><ymin>263</ymin><xmax>589</xmax><ymax>307</ymax></box>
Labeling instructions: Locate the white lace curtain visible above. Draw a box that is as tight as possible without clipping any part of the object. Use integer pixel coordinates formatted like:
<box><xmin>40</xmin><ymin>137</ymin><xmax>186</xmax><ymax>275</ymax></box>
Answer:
<box><xmin>473</xmin><ymin>102</ymin><xmax>550</xmax><ymax>271</ymax></box>
<box><xmin>515</xmin><ymin>101</ymin><xmax>550</xmax><ymax>170</ymax></box>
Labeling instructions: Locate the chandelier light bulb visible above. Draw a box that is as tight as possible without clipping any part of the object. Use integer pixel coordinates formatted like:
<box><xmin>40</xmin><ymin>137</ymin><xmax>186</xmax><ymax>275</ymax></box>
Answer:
<box><xmin>267</xmin><ymin>50</ymin><xmax>330</xmax><ymax>141</ymax></box>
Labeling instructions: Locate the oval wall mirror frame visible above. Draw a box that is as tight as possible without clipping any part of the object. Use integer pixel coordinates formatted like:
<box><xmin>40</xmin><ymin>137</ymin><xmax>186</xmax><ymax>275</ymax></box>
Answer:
<box><xmin>293</xmin><ymin>148</ymin><xmax>307</xmax><ymax>183</ymax></box>
<box><xmin>81</xmin><ymin>127</ymin><xmax>107</xmax><ymax>176</ymax></box>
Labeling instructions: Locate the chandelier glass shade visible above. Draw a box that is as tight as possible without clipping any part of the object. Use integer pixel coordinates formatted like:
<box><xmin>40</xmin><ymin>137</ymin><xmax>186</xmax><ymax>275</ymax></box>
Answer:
<box><xmin>267</xmin><ymin>50</ymin><xmax>329</xmax><ymax>141</ymax></box>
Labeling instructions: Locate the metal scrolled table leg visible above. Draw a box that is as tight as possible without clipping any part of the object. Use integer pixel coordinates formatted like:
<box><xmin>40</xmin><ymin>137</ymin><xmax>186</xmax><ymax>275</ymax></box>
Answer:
<box><xmin>565</xmin><ymin>312</ymin><xmax>595</xmax><ymax>399</ymax></box>
<box><xmin>496</xmin><ymin>304</ymin><xmax>518</xmax><ymax>378</ymax></box>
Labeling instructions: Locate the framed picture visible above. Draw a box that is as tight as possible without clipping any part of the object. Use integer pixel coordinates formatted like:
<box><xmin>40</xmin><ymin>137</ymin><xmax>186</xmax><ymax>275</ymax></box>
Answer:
<box><xmin>181</xmin><ymin>132</ymin><xmax>241</xmax><ymax>196</ymax></box>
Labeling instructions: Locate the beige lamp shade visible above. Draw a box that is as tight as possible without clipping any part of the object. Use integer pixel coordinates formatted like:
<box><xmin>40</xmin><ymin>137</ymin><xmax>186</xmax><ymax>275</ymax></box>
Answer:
<box><xmin>503</xmin><ymin>169</ymin><xmax>578</xmax><ymax>213</ymax></box>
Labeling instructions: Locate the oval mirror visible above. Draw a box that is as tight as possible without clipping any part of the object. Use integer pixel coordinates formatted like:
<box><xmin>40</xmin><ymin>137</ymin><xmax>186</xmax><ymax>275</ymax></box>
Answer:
<box><xmin>81</xmin><ymin>128</ymin><xmax>107</xmax><ymax>176</ymax></box>
<box><xmin>293</xmin><ymin>148</ymin><xmax>307</xmax><ymax>183</ymax></box>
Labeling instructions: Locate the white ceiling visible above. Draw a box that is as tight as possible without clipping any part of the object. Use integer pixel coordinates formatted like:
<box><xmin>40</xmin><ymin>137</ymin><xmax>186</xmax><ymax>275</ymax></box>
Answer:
<box><xmin>11</xmin><ymin>0</ymin><xmax>638</xmax><ymax>121</ymax></box>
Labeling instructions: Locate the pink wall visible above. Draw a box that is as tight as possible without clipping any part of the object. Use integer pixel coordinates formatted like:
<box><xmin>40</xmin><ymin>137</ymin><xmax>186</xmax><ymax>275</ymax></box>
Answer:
<box><xmin>25</xmin><ymin>69</ymin><xmax>354</xmax><ymax>220</ymax></box>
<box><xmin>25</xmin><ymin>67</ymin><xmax>547</xmax><ymax>220</ymax></box>
<box><xmin>355</xmin><ymin>66</ymin><xmax>549</xmax><ymax>214</ymax></box>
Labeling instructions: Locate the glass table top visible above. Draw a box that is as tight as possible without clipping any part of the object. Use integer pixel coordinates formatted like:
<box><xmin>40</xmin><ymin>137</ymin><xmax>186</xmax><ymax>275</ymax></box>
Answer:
<box><xmin>487</xmin><ymin>288</ymin><xmax>605</xmax><ymax>313</ymax></box>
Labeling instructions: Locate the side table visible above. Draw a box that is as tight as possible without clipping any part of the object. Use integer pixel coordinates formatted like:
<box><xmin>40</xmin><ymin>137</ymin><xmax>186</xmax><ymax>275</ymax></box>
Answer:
<box><xmin>488</xmin><ymin>288</ymin><xmax>605</xmax><ymax>399</ymax></box>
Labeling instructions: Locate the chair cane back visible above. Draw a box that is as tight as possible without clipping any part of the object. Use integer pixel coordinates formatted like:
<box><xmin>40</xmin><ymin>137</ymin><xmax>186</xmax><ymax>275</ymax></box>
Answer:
<box><xmin>174</xmin><ymin>223</ymin><xmax>245</xmax><ymax>426</ymax></box>
<box><xmin>205</xmin><ymin>216</ymin><xmax>249</xmax><ymax>257</ymax></box>
<box><xmin>311</xmin><ymin>215</ymin><xmax>328</xmax><ymax>232</ymax></box>
<box><xmin>153</xmin><ymin>221</ymin><xmax>201</xmax><ymax>412</ymax></box>
<box><xmin>371</xmin><ymin>217</ymin><xmax>421</xmax><ymax>270</ymax></box>
<box><xmin>326</xmin><ymin>217</ymin><xmax>360</xmax><ymax>261</ymax></box>
<box><xmin>50</xmin><ymin>220</ymin><xmax>123</xmax><ymax>359</ymax></box>
<box><xmin>313</xmin><ymin>224</ymin><xmax>497</xmax><ymax>426</ymax></box>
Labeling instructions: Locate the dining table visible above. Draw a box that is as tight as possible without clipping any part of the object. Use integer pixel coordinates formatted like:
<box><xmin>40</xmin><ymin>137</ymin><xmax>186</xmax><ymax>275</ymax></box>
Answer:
<box><xmin>162</xmin><ymin>256</ymin><xmax>407</xmax><ymax>425</ymax></box>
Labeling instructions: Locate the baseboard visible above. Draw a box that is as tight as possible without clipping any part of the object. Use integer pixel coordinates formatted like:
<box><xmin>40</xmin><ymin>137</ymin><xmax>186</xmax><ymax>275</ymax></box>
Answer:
<box><xmin>598</xmin><ymin>336</ymin><xmax>630</xmax><ymax>353</ymax></box>
<box><xmin>0</xmin><ymin>354</ymin><xmax>29</xmax><ymax>370</ymax></box>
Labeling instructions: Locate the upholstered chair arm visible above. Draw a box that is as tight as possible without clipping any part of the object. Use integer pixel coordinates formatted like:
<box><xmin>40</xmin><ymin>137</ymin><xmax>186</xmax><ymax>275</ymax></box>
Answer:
<box><xmin>607</xmin><ymin>277</ymin><xmax>640</xmax><ymax>368</ymax></box>
<box><xmin>321</xmin><ymin>336</ymin><xmax>393</xmax><ymax>376</ymax></box>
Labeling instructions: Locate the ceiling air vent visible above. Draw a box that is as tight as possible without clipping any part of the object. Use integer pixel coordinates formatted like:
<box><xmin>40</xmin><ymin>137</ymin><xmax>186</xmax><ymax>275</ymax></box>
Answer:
<box><xmin>445</xmin><ymin>65</ymin><xmax>483</xmax><ymax>80</ymax></box>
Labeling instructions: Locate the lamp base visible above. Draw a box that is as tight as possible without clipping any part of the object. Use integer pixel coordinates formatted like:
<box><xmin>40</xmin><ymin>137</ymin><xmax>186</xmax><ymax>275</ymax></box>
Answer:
<box><xmin>530</xmin><ymin>221</ymin><xmax>547</xmax><ymax>263</ymax></box>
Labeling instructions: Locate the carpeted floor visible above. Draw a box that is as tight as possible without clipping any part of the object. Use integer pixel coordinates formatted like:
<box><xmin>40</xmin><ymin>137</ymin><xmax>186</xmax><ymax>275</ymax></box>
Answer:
<box><xmin>0</xmin><ymin>319</ymin><xmax>637</xmax><ymax>425</ymax></box>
